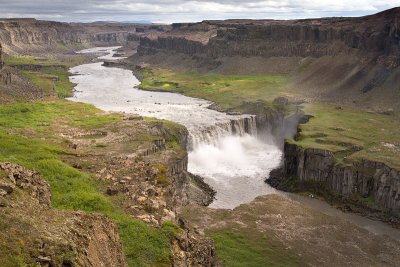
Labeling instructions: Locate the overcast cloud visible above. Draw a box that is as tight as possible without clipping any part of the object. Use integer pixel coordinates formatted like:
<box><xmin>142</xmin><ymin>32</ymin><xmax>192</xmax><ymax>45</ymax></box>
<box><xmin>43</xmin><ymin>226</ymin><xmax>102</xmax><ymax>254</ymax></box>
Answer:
<box><xmin>0</xmin><ymin>0</ymin><xmax>399</xmax><ymax>23</ymax></box>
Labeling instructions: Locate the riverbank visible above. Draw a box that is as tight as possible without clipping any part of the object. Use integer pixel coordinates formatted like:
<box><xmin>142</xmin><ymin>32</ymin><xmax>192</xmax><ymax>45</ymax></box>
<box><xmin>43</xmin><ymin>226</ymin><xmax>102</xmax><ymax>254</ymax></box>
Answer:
<box><xmin>98</xmin><ymin>49</ymin><xmax>396</xmax><ymax>266</ymax></box>
<box><xmin>118</xmin><ymin>61</ymin><xmax>400</xmax><ymax>221</ymax></box>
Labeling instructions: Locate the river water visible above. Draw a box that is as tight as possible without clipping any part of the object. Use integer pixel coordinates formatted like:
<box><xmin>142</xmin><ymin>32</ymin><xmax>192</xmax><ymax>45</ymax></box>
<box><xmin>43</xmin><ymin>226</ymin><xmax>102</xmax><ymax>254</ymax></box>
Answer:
<box><xmin>68</xmin><ymin>46</ymin><xmax>282</xmax><ymax>209</ymax></box>
<box><xmin>68</xmin><ymin>47</ymin><xmax>400</xmax><ymax>240</ymax></box>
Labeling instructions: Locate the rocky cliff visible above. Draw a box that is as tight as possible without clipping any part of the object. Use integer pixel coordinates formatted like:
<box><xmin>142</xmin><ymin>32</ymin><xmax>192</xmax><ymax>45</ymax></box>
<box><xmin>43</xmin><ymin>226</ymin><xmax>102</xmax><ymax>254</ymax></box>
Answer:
<box><xmin>0</xmin><ymin>43</ymin><xmax>3</xmax><ymax>69</ymax></box>
<box><xmin>0</xmin><ymin>162</ymin><xmax>127</xmax><ymax>266</ymax></box>
<box><xmin>282</xmin><ymin>142</ymin><xmax>400</xmax><ymax>216</ymax></box>
<box><xmin>0</xmin><ymin>42</ymin><xmax>45</xmax><ymax>103</ymax></box>
<box><xmin>135</xmin><ymin>8</ymin><xmax>400</xmax><ymax>111</ymax></box>
<box><xmin>138</xmin><ymin>8</ymin><xmax>400</xmax><ymax>61</ymax></box>
<box><xmin>0</xmin><ymin>19</ymin><xmax>165</xmax><ymax>54</ymax></box>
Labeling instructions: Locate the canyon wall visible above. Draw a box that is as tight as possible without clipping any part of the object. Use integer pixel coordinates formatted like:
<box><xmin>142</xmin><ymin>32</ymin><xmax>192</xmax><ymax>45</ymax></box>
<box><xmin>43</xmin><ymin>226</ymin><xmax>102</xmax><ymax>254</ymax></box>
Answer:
<box><xmin>138</xmin><ymin>8</ymin><xmax>400</xmax><ymax>62</ymax></box>
<box><xmin>0</xmin><ymin>43</ymin><xmax>3</xmax><ymax>69</ymax></box>
<box><xmin>283</xmin><ymin>142</ymin><xmax>400</xmax><ymax>215</ymax></box>
<box><xmin>135</xmin><ymin>8</ymin><xmax>400</xmax><ymax>111</ymax></box>
<box><xmin>0</xmin><ymin>19</ymin><xmax>166</xmax><ymax>54</ymax></box>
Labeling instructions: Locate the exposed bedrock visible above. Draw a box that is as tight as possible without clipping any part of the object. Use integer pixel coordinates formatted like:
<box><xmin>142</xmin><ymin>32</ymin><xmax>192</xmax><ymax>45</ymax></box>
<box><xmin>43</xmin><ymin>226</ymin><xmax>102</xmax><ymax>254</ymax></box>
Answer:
<box><xmin>282</xmin><ymin>142</ymin><xmax>400</xmax><ymax>215</ymax></box>
<box><xmin>0</xmin><ymin>19</ymin><xmax>168</xmax><ymax>54</ymax></box>
<box><xmin>138</xmin><ymin>7</ymin><xmax>400</xmax><ymax>60</ymax></box>
<box><xmin>0</xmin><ymin>162</ymin><xmax>127</xmax><ymax>267</ymax></box>
<box><xmin>0</xmin><ymin>43</ymin><xmax>3</xmax><ymax>69</ymax></box>
<box><xmin>136</xmin><ymin>8</ymin><xmax>400</xmax><ymax>111</ymax></box>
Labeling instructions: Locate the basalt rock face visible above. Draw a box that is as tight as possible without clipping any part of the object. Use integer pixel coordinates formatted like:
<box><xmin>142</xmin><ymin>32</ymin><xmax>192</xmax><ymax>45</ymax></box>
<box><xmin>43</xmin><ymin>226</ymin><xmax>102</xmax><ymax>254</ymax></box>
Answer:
<box><xmin>139</xmin><ymin>8</ymin><xmax>400</xmax><ymax>61</ymax></box>
<box><xmin>0</xmin><ymin>19</ymin><xmax>163</xmax><ymax>54</ymax></box>
<box><xmin>0</xmin><ymin>43</ymin><xmax>3</xmax><ymax>69</ymax></box>
<box><xmin>0</xmin><ymin>45</ymin><xmax>45</xmax><ymax>103</ymax></box>
<box><xmin>283</xmin><ymin>142</ymin><xmax>400</xmax><ymax>215</ymax></box>
<box><xmin>0</xmin><ymin>162</ymin><xmax>128</xmax><ymax>267</ymax></box>
<box><xmin>136</xmin><ymin>8</ymin><xmax>400</xmax><ymax>111</ymax></box>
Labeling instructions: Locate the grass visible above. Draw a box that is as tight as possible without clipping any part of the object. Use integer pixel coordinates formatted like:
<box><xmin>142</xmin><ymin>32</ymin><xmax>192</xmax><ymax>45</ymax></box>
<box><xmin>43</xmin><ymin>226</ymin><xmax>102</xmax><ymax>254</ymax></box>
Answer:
<box><xmin>6</xmin><ymin>55</ymin><xmax>87</xmax><ymax>98</ymax></box>
<box><xmin>292</xmin><ymin>103</ymin><xmax>400</xmax><ymax>169</ymax></box>
<box><xmin>0</xmin><ymin>100</ymin><xmax>120</xmax><ymax>133</ymax></box>
<box><xmin>0</xmin><ymin>104</ymin><xmax>179</xmax><ymax>266</ymax></box>
<box><xmin>153</xmin><ymin>163</ymin><xmax>170</xmax><ymax>186</ymax></box>
<box><xmin>138</xmin><ymin>68</ymin><xmax>289</xmax><ymax>110</ymax></box>
<box><xmin>5</xmin><ymin>55</ymin><xmax>86</xmax><ymax>68</ymax></box>
<box><xmin>0</xmin><ymin>133</ymin><xmax>179</xmax><ymax>266</ymax></box>
<box><xmin>21</xmin><ymin>66</ymin><xmax>75</xmax><ymax>97</ymax></box>
<box><xmin>209</xmin><ymin>230</ymin><xmax>304</xmax><ymax>267</ymax></box>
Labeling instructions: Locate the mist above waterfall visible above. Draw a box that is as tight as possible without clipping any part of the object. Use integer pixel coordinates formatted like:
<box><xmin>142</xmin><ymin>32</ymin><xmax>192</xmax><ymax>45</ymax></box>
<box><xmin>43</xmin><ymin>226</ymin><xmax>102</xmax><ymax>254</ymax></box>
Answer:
<box><xmin>188</xmin><ymin>134</ymin><xmax>282</xmax><ymax>209</ymax></box>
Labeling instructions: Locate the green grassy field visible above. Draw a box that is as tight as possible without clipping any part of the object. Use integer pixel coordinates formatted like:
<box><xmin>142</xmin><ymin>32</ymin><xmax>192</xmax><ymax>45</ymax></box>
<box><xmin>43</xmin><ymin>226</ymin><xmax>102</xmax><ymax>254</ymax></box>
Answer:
<box><xmin>5</xmin><ymin>55</ymin><xmax>86</xmax><ymax>68</ymax></box>
<box><xmin>209</xmin><ymin>230</ymin><xmax>304</xmax><ymax>267</ymax></box>
<box><xmin>0</xmin><ymin>101</ymin><xmax>181</xmax><ymax>266</ymax></box>
<box><xmin>139</xmin><ymin>68</ymin><xmax>289</xmax><ymax>110</ymax></box>
<box><xmin>293</xmin><ymin>103</ymin><xmax>400</xmax><ymax>169</ymax></box>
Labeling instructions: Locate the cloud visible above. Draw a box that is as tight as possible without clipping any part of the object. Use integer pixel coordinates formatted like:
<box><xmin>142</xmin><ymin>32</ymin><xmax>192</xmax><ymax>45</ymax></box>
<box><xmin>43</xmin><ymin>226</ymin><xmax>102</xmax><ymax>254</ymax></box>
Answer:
<box><xmin>0</xmin><ymin>0</ymin><xmax>399</xmax><ymax>23</ymax></box>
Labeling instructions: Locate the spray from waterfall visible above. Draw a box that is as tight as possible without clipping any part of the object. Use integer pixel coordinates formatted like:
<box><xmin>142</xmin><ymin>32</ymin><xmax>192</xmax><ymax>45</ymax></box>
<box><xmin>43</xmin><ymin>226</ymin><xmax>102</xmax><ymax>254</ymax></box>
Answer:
<box><xmin>187</xmin><ymin>115</ymin><xmax>282</xmax><ymax>209</ymax></box>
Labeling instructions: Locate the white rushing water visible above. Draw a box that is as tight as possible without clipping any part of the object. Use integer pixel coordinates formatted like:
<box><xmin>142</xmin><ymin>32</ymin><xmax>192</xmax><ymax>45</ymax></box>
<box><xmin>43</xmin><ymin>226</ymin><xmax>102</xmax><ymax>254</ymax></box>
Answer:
<box><xmin>68</xmin><ymin>47</ymin><xmax>282</xmax><ymax>209</ymax></box>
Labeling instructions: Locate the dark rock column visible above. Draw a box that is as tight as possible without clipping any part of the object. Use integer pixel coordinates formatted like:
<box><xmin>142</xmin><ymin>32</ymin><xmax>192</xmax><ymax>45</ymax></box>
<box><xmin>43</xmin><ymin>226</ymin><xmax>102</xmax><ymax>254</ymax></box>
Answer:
<box><xmin>0</xmin><ymin>43</ymin><xmax>4</xmax><ymax>69</ymax></box>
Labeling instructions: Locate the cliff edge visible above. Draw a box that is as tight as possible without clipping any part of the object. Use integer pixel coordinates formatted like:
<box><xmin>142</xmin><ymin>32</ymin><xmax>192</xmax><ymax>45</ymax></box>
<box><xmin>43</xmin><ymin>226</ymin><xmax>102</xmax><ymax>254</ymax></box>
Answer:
<box><xmin>0</xmin><ymin>162</ymin><xmax>128</xmax><ymax>266</ymax></box>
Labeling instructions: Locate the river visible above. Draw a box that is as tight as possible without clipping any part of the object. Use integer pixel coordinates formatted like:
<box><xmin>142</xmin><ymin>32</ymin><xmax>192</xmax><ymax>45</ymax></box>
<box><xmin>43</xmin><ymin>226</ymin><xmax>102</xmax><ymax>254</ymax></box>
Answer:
<box><xmin>69</xmin><ymin>46</ymin><xmax>282</xmax><ymax>209</ymax></box>
<box><xmin>68</xmin><ymin>46</ymin><xmax>400</xmax><ymax>240</ymax></box>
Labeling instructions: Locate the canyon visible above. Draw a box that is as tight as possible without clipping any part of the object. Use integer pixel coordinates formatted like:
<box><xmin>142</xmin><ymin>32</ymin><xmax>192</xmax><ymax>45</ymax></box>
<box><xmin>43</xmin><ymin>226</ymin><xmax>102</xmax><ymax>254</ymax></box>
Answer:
<box><xmin>132</xmin><ymin>7</ymin><xmax>400</xmax><ymax>218</ymax></box>
<box><xmin>0</xmin><ymin>7</ymin><xmax>399</xmax><ymax>267</ymax></box>
<box><xmin>136</xmin><ymin>7</ymin><xmax>400</xmax><ymax>113</ymax></box>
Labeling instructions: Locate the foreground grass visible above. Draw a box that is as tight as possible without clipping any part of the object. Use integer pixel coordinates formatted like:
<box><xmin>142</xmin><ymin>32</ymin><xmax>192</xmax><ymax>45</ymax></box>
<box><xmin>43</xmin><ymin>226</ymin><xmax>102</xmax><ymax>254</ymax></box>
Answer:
<box><xmin>0</xmin><ymin>100</ymin><xmax>120</xmax><ymax>132</ymax></box>
<box><xmin>139</xmin><ymin>68</ymin><xmax>289</xmax><ymax>110</ymax></box>
<box><xmin>0</xmin><ymin>56</ymin><xmax>183</xmax><ymax>265</ymax></box>
<box><xmin>293</xmin><ymin>103</ymin><xmax>400</xmax><ymax>169</ymax></box>
<box><xmin>0</xmin><ymin>100</ymin><xmax>178</xmax><ymax>266</ymax></box>
<box><xmin>209</xmin><ymin>230</ymin><xmax>304</xmax><ymax>267</ymax></box>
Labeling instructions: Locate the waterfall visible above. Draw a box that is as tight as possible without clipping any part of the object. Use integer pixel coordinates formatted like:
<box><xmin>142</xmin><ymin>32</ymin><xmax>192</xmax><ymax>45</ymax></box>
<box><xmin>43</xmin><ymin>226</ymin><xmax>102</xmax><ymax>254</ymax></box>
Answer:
<box><xmin>188</xmin><ymin>116</ymin><xmax>257</xmax><ymax>150</ymax></box>
<box><xmin>70</xmin><ymin>47</ymin><xmax>283</xmax><ymax>209</ymax></box>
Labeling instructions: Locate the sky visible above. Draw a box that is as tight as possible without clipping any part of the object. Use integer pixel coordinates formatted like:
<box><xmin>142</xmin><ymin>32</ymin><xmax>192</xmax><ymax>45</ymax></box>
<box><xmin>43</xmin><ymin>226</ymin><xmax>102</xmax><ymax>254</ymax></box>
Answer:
<box><xmin>0</xmin><ymin>0</ymin><xmax>399</xmax><ymax>23</ymax></box>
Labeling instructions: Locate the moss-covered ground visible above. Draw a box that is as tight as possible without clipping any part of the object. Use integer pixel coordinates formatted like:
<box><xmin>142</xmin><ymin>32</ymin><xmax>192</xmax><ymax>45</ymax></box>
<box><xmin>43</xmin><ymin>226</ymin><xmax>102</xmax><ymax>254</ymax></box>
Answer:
<box><xmin>293</xmin><ymin>103</ymin><xmax>400</xmax><ymax>169</ymax></box>
<box><xmin>138</xmin><ymin>67</ymin><xmax>289</xmax><ymax>110</ymax></box>
<box><xmin>209</xmin><ymin>230</ymin><xmax>305</xmax><ymax>267</ymax></box>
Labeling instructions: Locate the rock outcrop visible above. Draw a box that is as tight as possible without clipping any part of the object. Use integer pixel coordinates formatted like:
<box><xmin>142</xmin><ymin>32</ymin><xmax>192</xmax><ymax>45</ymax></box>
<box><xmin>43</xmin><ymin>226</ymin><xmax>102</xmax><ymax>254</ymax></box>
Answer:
<box><xmin>0</xmin><ymin>19</ymin><xmax>167</xmax><ymax>54</ymax></box>
<box><xmin>281</xmin><ymin>142</ymin><xmax>400</xmax><ymax>215</ymax></box>
<box><xmin>63</xmin><ymin>116</ymin><xmax>217</xmax><ymax>265</ymax></box>
<box><xmin>0</xmin><ymin>43</ymin><xmax>3</xmax><ymax>69</ymax></box>
<box><xmin>0</xmin><ymin>162</ymin><xmax>127</xmax><ymax>266</ymax></box>
<box><xmin>135</xmin><ymin>8</ymin><xmax>400</xmax><ymax>111</ymax></box>
<box><xmin>138</xmin><ymin>8</ymin><xmax>400</xmax><ymax>62</ymax></box>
